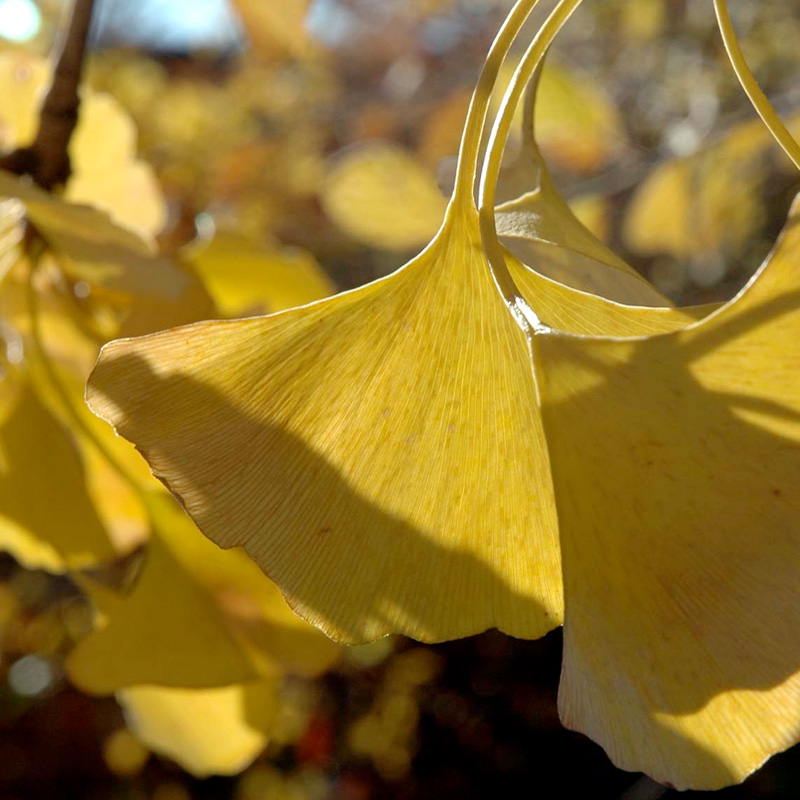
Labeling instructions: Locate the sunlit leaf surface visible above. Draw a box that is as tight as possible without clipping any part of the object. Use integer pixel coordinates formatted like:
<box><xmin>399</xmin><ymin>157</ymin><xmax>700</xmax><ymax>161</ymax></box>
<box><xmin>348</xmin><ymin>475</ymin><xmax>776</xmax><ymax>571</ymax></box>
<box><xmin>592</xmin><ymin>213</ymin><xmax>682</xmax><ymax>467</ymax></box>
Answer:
<box><xmin>534</xmin><ymin>196</ymin><xmax>800</xmax><ymax>790</ymax></box>
<box><xmin>87</xmin><ymin>178</ymin><xmax>712</xmax><ymax>645</ymax></box>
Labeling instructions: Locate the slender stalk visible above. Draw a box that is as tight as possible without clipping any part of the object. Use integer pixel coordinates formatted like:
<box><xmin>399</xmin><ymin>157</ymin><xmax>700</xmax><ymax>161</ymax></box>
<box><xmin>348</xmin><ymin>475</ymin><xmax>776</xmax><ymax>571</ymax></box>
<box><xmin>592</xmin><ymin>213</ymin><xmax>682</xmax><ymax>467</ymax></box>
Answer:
<box><xmin>0</xmin><ymin>0</ymin><xmax>97</xmax><ymax>189</ymax></box>
<box><xmin>477</xmin><ymin>0</ymin><xmax>585</xmax><ymax>333</ymax></box>
<box><xmin>449</xmin><ymin>0</ymin><xmax>541</xmax><ymax>210</ymax></box>
<box><xmin>713</xmin><ymin>0</ymin><xmax>800</xmax><ymax>173</ymax></box>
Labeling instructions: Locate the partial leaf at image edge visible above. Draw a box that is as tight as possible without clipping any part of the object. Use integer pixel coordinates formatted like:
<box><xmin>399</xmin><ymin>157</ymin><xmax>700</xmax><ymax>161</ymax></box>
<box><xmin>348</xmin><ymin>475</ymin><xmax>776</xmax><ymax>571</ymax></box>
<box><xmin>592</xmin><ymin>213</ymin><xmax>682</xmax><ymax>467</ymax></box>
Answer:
<box><xmin>534</xmin><ymin>195</ymin><xmax>800</xmax><ymax>790</ymax></box>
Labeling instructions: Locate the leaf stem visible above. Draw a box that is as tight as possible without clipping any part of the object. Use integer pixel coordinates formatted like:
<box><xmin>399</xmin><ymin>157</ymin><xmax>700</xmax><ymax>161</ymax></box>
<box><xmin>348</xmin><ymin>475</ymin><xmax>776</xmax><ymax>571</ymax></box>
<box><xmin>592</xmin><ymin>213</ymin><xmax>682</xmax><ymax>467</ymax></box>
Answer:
<box><xmin>450</xmin><ymin>0</ymin><xmax>541</xmax><ymax>210</ymax></box>
<box><xmin>477</xmin><ymin>0</ymin><xmax>585</xmax><ymax>334</ymax></box>
<box><xmin>713</xmin><ymin>0</ymin><xmax>800</xmax><ymax>172</ymax></box>
<box><xmin>0</xmin><ymin>0</ymin><xmax>97</xmax><ymax>189</ymax></box>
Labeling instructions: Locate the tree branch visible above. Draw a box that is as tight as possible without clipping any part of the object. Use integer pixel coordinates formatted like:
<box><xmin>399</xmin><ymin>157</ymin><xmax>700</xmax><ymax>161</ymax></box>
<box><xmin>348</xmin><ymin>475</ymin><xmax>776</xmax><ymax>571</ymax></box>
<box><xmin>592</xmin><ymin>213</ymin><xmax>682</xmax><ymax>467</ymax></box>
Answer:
<box><xmin>0</xmin><ymin>0</ymin><xmax>97</xmax><ymax>190</ymax></box>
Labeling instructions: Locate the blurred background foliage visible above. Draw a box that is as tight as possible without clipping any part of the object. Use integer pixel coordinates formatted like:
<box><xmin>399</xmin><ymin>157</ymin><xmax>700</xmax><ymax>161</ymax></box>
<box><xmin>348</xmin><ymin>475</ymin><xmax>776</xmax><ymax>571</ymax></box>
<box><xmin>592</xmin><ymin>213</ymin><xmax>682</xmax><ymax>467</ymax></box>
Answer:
<box><xmin>1</xmin><ymin>0</ymin><xmax>800</xmax><ymax>798</ymax></box>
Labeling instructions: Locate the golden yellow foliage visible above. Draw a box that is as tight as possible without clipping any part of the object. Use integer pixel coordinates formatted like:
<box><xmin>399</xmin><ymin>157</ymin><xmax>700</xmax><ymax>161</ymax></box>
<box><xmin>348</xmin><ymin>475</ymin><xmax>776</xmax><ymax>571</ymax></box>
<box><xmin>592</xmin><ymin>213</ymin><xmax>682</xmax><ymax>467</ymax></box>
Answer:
<box><xmin>534</xmin><ymin>196</ymin><xmax>800</xmax><ymax>790</ymax></box>
<box><xmin>67</xmin><ymin>493</ymin><xmax>340</xmax><ymax>692</ymax></box>
<box><xmin>321</xmin><ymin>142</ymin><xmax>448</xmax><ymax>251</ymax></box>
<box><xmin>118</xmin><ymin>680</ymin><xmax>281</xmax><ymax>777</ymax></box>
<box><xmin>0</xmin><ymin>381</ymin><xmax>112</xmax><ymax>572</ymax></box>
<box><xmin>0</xmin><ymin>52</ymin><xmax>166</xmax><ymax>240</ymax></box>
<box><xmin>624</xmin><ymin>119</ymin><xmax>772</xmax><ymax>262</ymax></box>
<box><xmin>534</xmin><ymin>61</ymin><xmax>627</xmax><ymax>173</ymax></box>
<box><xmin>231</xmin><ymin>0</ymin><xmax>317</xmax><ymax>62</ymax></box>
<box><xmin>187</xmin><ymin>232</ymin><xmax>335</xmax><ymax>318</ymax></box>
<box><xmin>85</xmin><ymin>6</ymin><xmax>708</xmax><ymax>646</ymax></box>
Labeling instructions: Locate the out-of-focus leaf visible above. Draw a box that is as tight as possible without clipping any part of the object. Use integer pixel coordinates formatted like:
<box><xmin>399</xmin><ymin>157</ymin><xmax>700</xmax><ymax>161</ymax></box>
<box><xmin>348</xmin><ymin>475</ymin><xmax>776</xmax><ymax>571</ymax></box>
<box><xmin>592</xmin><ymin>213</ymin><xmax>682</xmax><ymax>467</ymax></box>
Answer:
<box><xmin>0</xmin><ymin>171</ymin><xmax>214</xmax><ymax>337</ymax></box>
<box><xmin>321</xmin><ymin>142</ymin><xmax>448</xmax><ymax>251</ymax></box>
<box><xmin>187</xmin><ymin>233</ymin><xmax>335</xmax><ymax>318</ymax></box>
<box><xmin>0</xmin><ymin>53</ymin><xmax>166</xmax><ymax>240</ymax></box>
<box><xmin>231</xmin><ymin>0</ymin><xmax>317</xmax><ymax>61</ymax></box>
<box><xmin>534</xmin><ymin>61</ymin><xmax>627</xmax><ymax>174</ymax></box>
<box><xmin>493</xmin><ymin>61</ymin><xmax>668</xmax><ymax>307</ymax></box>
<box><xmin>569</xmin><ymin>194</ymin><xmax>609</xmax><ymax>242</ymax></box>
<box><xmin>0</xmin><ymin>380</ymin><xmax>113</xmax><ymax>572</ymax></box>
<box><xmin>618</xmin><ymin>0</ymin><xmax>665</xmax><ymax>41</ymax></box>
<box><xmin>118</xmin><ymin>680</ymin><xmax>280</xmax><ymax>777</ymax></box>
<box><xmin>418</xmin><ymin>88</ymin><xmax>472</xmax><ymax>168</ymax></box>
<box><xmin>534</xmin><ymin>196</ymin><xmax>800</xmax><ymax>790</ymax></box>
<box><xmin>0</xmin><ymin>52</ymin><xmax>49</xmax><ymax>149</ymax></box>
<box><xmin>622</xmin><ymin>117</ymin><xmax>800</xmax><ymax>263</ymax></box>
<box><xmin>67</xmin><ymin>493</ymin><xmax>341</xmax><ymax>693</ymax></box>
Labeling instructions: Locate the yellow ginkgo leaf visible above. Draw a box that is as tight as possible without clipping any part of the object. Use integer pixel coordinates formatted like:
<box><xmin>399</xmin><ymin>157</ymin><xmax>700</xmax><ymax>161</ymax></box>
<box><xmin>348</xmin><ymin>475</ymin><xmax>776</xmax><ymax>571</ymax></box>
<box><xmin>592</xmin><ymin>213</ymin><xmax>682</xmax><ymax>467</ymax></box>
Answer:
<box><xmin>533</xmin><ymin>195</ymin><xmax>800</xmax><ymax>790</ymax></box>
<box><xmin>0</xmin><ymin>171</ymin><xmax>213</xmax><ymax>338</ymax></box>
<box><xmin>321</xmin><ymin>142</ymin><xmax>448</xmax><ymax>251</ymax></box>
<box><xmin>497</xmin><ymin>177</ymin><xmax>670</xmax><ymax>306</ymax></box>
<box><xmin>0</xmin><ymin>52</ymin><xmax>49</xmax><ymax>149</ymax></box>
<box><xmin>0</xmin><ymin>380</ymin><xmax>113</xmax><ymax>572</ymax></box>
<box><xmin>187</xmin><ymin>232</ymin><xmax>335</xmax><ymax>318</ymax></box>
<box><xmin>118</xmin><ymin>679</ymin><xmax>280</xmax><ymax>777</ymax></box>
<box><xmin>67</xmin><ymin>493</ymin><xmax>341</xmax><ymax>693</ymax></box>
<box><xmin>623</xmin><ymin>117</ymin><xmax>773</xmax><ymax>262</ymax></box>
<box><xmin>0</xmin><ymin>53</ymin><xmax>165</xmax><ymax>240</ymax></box>
<box><xmin>85</xmin><ymin>0</ymin><xmax>711</xmax><ymax>645</ymax></box>
<box><xmin>231</xmin><ymin>0</ymin><xmax>316</xmax><ymax>61</ymax></box>
<box><xmin>492</xmin><ymin>57</ymin><xmax>668</xmax><ymax>307</ymax></box>
<box><xmin>0</xmin><ymin>170</ymin><xmax>158</xmax><ymax>269</ymax></box>
<box><xmin>533</xmin><ymin>60</ymin><xmax>627</xmax><ymax>173</ymax></box>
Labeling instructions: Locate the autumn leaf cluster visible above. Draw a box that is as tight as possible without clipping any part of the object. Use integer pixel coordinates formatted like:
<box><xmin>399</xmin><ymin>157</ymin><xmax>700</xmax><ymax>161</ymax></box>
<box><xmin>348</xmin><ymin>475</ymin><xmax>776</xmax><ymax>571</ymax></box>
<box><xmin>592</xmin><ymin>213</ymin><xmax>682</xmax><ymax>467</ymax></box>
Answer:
<box><xmin>1</xmin><ymin>0</ymin><xmax>800</xmax><ymax>795</ymax></box>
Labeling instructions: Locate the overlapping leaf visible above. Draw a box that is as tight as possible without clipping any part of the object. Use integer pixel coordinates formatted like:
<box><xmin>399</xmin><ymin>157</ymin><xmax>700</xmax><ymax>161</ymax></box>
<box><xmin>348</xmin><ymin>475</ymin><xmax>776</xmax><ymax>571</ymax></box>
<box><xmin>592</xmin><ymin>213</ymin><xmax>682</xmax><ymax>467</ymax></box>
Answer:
<box><xmin>533</xmin><ymin>196</ymin><xmax>800</xmax><ymax>790</ymax></box>
<box><xmin>187</xmin><ymin>232</ymin><xmax>334</xmax><ymax>318</ymax></box>
<box><xmin>67</xmin><ymin>492</ymin><xmax>340</xmax><ymax>692</ymax></box>
<box><xmin>0</xmin><ymin>379</ymin><xmax>112</xmax><ymax>572</ymax></box>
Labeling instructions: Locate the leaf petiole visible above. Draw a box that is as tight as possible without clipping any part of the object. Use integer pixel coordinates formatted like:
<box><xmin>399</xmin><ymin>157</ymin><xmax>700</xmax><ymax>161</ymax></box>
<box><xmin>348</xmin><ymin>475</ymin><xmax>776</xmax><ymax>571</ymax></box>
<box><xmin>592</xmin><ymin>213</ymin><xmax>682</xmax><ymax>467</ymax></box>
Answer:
<box><xmin>713</xmin><ymin>0</ymin><xmax>800</xmax><ymax>173</ymax></box>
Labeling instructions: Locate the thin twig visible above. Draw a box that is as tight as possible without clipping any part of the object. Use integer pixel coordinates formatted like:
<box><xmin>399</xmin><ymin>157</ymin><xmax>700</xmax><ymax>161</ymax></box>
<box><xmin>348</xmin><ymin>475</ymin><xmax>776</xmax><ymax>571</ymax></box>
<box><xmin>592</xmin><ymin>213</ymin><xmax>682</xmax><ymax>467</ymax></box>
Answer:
<box><xmin>0</xmin><ymin>0</ymin><xmax>97</xmax><ymax>189</ymax></box>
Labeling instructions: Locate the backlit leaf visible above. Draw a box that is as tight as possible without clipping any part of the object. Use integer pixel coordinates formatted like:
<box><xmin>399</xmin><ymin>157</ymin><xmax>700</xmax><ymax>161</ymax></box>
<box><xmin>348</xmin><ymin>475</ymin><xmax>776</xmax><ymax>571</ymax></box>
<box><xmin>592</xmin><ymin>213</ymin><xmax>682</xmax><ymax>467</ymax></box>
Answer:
<box><xmin>86</xmin><ymin>193</ymin><xmax>710</xmax><ymax>645</ymax></box>
<box><xmin>321</xmin><ymin>142</ymin><xmax>448</xmax><ymax>251</ymax></box>
<box><xmin>0</xmin><ymin>380</ymin><xmax>113</xmax><ymax>572</ymax></box>
<box><xmin>534</xmin><ymin>196</ymin><xmax>800</xmax><ymax>790</ymax></box>
<box><xmin>67</xmin><ymin>493</ymin><xmax>340</xmax><ymax>692</ymax></box>
<box><xmin>118</xmin><ymin>680</ymin><xmax>280</xmax><ymax>777</ymax></box>
<box><xmin>0</xmin><ymin>53</ymin><xmax>166</xmax><ymax>240</ymax></box>
<box><xmin>187</xmin><ymin>232</ymin><xmax>335</xmax><ymax>318</ymax></box>
<box><xmin>493</xmin><ymin>60</ymin><xmax>669</xmax><ymax>307</ymax></box>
